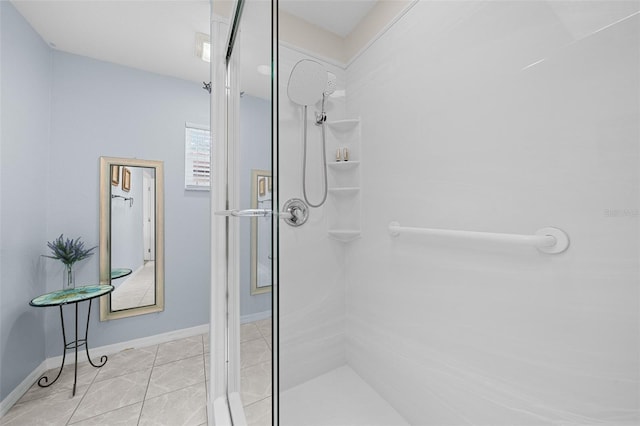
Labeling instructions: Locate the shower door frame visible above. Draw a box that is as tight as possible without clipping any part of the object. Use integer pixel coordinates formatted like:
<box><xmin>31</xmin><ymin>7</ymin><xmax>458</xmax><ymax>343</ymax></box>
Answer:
<box><xmin>209</xmin><ymin>0</ymin><xmax>279</xmax><ymax>424</ymax></box>
<box><xmin>209</xmin><ymin>1</ymin><xmax>244</xmax><ymax>422</ymax></box>
<box><xmin>224</xmin><ymin>0</ymin><xmax>244</xmax><ymax>419</ymax></box>
<box><xmin>272</xmin><ymin>1</ymin><xmax>280</xmax><ymax>423</ymax></box>
<box><xmin>209</xmin><ymin>6</ymin><xmax>233</xmax><ymax>425</ymax></box>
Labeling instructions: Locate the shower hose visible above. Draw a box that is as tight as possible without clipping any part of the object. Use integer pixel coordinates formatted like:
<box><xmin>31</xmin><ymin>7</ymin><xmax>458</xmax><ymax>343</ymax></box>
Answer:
<box><xmin>302</xmin><ymin>105</ymin><xmax>328</xmax><ymax>208</ymax></box>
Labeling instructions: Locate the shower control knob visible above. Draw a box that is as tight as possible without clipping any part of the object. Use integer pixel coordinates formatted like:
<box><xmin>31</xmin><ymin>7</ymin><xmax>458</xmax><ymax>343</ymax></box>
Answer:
<box><xmin>282</xmin><ymin>198</ymin><xmax>309</xmax><ymax>227</ymax></box>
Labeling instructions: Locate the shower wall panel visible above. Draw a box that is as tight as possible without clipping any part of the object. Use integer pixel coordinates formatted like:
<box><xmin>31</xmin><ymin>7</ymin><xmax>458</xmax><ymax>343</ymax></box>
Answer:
<box><xmin>278</xmin><ymin>46</ymin><xmax>349</xmax><ymax>391</ymax></box>
<box><xmin>346</xmin><ymin>1</ymin><xmax>639</xmax><ymax>424</ymax></box>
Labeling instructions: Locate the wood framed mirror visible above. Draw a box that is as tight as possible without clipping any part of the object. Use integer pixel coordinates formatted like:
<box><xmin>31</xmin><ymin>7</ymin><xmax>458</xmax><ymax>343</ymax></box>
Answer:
<box><xmin>99</xmin><ymin>156</ymin><xmax>164</xmax><ymax>320</ymax></box>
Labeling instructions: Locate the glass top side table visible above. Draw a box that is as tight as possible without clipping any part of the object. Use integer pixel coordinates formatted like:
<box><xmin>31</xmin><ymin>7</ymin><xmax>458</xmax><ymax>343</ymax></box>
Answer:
<box><xmin>30</xmin><ymin>284</ymin><xmax>114</xmax><ymax>396</ymax></box>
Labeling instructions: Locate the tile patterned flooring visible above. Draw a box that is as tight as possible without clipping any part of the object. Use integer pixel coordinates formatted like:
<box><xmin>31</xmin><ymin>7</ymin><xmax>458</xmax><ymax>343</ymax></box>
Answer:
<box><xmin>240</xmin><ymin>318</ymin><xmax>272</xmax><ymax>426</ymax></box>
<box><xmin>1</xmin><ymin>318</ymin><xmax>273</xmax><ymax>426</ymax></box>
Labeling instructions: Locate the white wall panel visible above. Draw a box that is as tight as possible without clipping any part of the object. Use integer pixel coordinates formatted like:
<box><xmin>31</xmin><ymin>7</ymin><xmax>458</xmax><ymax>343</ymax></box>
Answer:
<box><xmin>278</xmin><ymin>46</ymin><xmax>349</xmax><ymax>391</ymax></box>
<box><xmin>346</xmin><ymin>1</ymin><xmax>639</xmax><ymax>424</ymax></box>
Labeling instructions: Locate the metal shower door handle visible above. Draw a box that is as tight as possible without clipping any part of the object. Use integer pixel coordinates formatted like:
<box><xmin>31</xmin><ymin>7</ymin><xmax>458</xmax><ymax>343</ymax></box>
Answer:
<box><xmin>214</xmin><ymin>209</ymin><xmax>272</xmax><ymax>217</ymax></box>
<box><xmin>215</xmin><ymin>199</ymin><xmax>308</xmax><ymax>227</ymax></box>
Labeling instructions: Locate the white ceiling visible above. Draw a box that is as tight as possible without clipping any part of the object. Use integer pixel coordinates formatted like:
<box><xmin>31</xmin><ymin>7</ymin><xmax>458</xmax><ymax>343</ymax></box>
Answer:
<box><xmin>12</xmin><ymin>1</ymin><xmax>211</xmax><ymax>85</ymax></box>
<box><xmin>11</xmin><ymin>1</ymin><xmax>372</xmax><ymax>99</ymax></box>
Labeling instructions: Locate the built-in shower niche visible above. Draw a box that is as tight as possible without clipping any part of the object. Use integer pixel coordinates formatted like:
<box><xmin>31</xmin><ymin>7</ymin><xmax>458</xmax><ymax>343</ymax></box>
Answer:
<box><xmin>326</xmin><ymin>118</ymin><xmax>361</xmax><ymax>242</ymax></box>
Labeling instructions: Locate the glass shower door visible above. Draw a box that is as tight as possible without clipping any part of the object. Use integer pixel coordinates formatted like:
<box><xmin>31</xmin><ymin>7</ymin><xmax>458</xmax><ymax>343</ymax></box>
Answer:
<box><xmin>210</xmin><ymin>0</ymin><xmax>276</xmax><ymax>424</ymax></box>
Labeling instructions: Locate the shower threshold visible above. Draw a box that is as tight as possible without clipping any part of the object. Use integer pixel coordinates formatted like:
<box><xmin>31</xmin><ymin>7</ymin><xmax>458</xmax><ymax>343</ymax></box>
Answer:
<box><xmin>280</xmin><ymin>365</ymin><xmax>409</xmax><ymax>426</ymax></box>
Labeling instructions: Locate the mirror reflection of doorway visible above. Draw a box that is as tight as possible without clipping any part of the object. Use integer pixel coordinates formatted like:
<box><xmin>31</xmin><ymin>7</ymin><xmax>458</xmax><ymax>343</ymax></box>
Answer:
<box><xmin>111</xmin><ymin>165</ymin><xmax>156</xmax><ymax>311</ymax></box>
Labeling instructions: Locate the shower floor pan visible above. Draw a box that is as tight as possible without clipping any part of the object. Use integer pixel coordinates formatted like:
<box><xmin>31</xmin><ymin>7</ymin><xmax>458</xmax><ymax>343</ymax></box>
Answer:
<box><xmin>280</xmin><ymin>365</ymin><xmax>409</xmax><ymax>426</ymax></box>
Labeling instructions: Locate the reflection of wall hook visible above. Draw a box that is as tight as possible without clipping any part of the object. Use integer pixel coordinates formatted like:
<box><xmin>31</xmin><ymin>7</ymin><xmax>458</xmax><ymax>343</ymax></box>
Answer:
<box><xmin>112</xmin><ymin>194</ymin><xmax>134</xmax><ymax>207</ymax></box>
<box><xmin>203</xmin><ymin>81</ymin><xmax>212</xmax><ymax>93</ymax></box>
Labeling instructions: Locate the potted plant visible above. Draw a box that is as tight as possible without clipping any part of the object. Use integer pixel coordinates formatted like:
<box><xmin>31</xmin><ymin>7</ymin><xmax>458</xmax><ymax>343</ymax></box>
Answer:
<box><xmin>44</xmin><ymin>234</ymin><xmax>97</xmax><ymax>290</ymax></box>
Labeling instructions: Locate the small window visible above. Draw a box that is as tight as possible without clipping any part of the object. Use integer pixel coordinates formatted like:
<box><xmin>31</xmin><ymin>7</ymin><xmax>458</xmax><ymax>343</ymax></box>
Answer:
<box><xmin>185</xmin><ymin>122</ymin><xmax>211</xmax><ymax>191</ymax></box>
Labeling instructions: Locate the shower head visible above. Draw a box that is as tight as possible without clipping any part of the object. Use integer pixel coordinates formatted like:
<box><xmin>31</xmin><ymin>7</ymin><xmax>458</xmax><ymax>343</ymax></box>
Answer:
<box><xmin>288</xmin><ymin>59</ymin><xmax>327</xmax><ymax>106</ymax></box>
<box><xmin>324</xmin><ymin>72</ymin><xmax>337</xmax><ymax>97</ymax></box>
<box><xmin>315</xmin><ymin>71</ymin><xmax>336</xmax><ymax>126</ymax></box>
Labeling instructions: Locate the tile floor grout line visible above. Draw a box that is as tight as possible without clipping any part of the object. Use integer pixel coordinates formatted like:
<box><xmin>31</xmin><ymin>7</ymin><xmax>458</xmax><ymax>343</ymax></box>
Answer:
<box><xmin>153</xmin><ymin>351</ymin><xmax>205</xmax><ymax>369</ymax></box>
<box><xmin>256</xmin><ymin>322</ymin><xmax>271</xmax><ymax>339</ymax></box>
<box><xmin>240</xmin><ymin>336</ymin><xmax>273</xmax><ymax>372</ymax></box>
<box><xmin>241</xmin><ymin>335</ymin><xmax>266</xmax><ymax>344</ymax></box>
<box><xmin>202</xmin><ymin>337</ymin><xmax>209</xmax><ymax>399</ymax></box>
<box><xmin>243</xmin><ymin>395</ymin><xmax>271</xmax><ymax>409</ymax></box>
<box><xmin>67</xmin><ymin>401</ymin><xmax>142</xmax><ymax>426</ymax></box>
<box><xmin>134</xmin><ymin>378</ymin><xmax>209</xmax><ymax>423</ymax></box>
<box><xmin>153</xmin><ymin>337</ymin><xmax>205</xmax><ymax>367</ymax></box>
<box><xmin>65</xmin><ymin>358</ymin><xmax>105</xmax><ymax>425</ymax></box>
<box><xmin>240</xmin><ymin>331</ymin><xmax>273</xmax><ymax>418</ymax></box>
<box><xmin>137</xmin><ymin>397</ymin><xmax>146</xmax><ymax>425</ymax></box>
<box><xmin>241</xmin><ymin>361</ymin><xmax>272</xmax><ymax>371</ymax></box>
<box><xmin>143</xmin><ymin>379</ymin><xmax>208</xmax><ymax>401</ymax></box>
<box><xmin>137</xmin><ymin>344</ymin><xmax>160</xmax><ymax>425</ymax></box>
<box><xmin>202</xmin><ymin>333</ymin><xmax>207</xmax><ymax>390</ymax></box>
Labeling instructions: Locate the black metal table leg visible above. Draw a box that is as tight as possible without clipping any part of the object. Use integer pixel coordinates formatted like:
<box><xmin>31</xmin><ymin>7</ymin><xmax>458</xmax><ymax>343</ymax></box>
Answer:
<box><xmin>36</xmin><ymin>298</ymin><xmax>109</xmax><ymax>396</ymax></box>
<box><xmin>73</xmin><ymin>302</ymin><xmax>78</xmax><ymax>396</ymax></box>
<box><xmin>36</xmin><ymin>306</ymin><xmax>67</xmax><ymax>388</ymax></box>
<box><xmin>85</xmin><ymin>299</ymin><xmax>107</xmax><ymax>368</ymax></box>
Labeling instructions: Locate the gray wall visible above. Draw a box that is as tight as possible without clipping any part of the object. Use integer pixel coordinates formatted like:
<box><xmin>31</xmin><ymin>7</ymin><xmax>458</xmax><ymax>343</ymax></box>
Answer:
<box><xmin>0</xmin><ymin>1</ymin><xmax>211</xmax><ymax>400</ymax></box>
<box><xmin>0</xmin><ymin>1</ymin><xmax>52</xmax><ymax>401</ymax></box>
<box><xmin>45</xmin><ymin>51</ymin><xmax>211</xmax><ymax>356</ymax></box>
<box><xmin>0</xmin><ymin>2</ymin><xmax>52</xmax><ymax>399</ymax></box>
<box><xmin>239</xmin><ymin>95</ymin><xmax>272</xmax><ymax>319</ymax></box>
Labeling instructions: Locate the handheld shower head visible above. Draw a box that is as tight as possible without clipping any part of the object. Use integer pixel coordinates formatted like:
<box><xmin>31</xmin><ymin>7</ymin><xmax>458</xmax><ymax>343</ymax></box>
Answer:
<box><xmin>287</xmin><ymin>59</ymin><xmax>327</xmax><ymax>106</ymax></box>
<box><xmin>287</xmin><ymin>64</ymin><xmax>336</xmax><ymax>208</ymax></box>
<box><xmin>315</xmin><ymin>72</ymin><xmax>337</xmax><ymax>126</ymax></box>
<box><xmin>324</xmin><ymin>72</ymin><xmax>337</xmax><ymax>96</ymax></box>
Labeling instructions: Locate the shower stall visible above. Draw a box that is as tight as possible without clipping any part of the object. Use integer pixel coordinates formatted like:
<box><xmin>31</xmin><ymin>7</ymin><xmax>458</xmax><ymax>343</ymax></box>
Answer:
<box><xmin>211</xmin><ymin>1</ymin><xmax>639</xmax><ymax>425</ymax></box>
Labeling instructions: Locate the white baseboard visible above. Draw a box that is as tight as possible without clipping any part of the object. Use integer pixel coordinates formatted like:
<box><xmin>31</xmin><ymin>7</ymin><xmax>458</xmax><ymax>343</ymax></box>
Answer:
<box><xmin>1</xmin><ymin>323</ymin><xmax>209</xmax><ymax>417</ymax></box>
<box><xmin>240</xmin><ymin>310</ymin><xmax>271</xmax><ymax>324</ymax></box>
<box><xmin>0</xmin><ymin>360</ymin><xmax>48</xmax><ymax>418</ymax></box>
<box><xmin>44</xmin><ymin>323</ymin><xmax>209</xmax><ymax>370</ymax></box>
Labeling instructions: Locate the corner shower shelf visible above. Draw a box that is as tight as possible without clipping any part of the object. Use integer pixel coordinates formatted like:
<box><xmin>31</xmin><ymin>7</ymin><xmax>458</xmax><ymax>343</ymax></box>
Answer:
<box><xmin>326</xmin><ymin>117</ymin><xmax>360</xmax><ymax>243</ymax></box>
<box><xmin>328</xmin><ymin>161</ymin><xmax>360</xmax><ymax>170</ymax></box>
<box><xmin>328</xmin><ymin>187</ymin><xmax>360</xmax><ymax>196</ymax></box>
<box><xmin>327</xmin><ymin>119</ymin><xmax>360</xmax><ymax>132</ymax></box>
<box><xmin>328</xmin><ymin>230</ymin><xmax>361</xmax><ymax>242</ymax></box>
